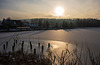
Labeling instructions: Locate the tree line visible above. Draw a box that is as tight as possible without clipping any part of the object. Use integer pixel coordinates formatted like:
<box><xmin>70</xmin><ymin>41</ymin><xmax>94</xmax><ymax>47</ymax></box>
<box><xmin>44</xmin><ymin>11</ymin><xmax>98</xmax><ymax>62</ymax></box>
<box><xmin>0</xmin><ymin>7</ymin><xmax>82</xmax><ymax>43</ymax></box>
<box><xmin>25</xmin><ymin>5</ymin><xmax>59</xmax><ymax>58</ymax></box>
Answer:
<box><xmin>0</xmin><ymin>18</ymin><xmax>100</xmax><ymax>31</ymax></box>
<box><xmin>36</xmin><ymin>18</ymin><xmax>100</xmax><ymax>29</ymax></box>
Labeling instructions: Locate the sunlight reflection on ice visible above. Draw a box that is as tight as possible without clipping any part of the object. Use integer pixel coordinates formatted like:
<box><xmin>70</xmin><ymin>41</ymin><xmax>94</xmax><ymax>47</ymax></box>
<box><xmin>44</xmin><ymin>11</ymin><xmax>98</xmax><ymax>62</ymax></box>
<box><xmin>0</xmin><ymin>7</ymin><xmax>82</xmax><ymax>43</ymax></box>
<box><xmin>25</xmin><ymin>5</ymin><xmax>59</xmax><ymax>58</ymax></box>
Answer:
<box><xmin>0</xmin><ymin>38</ymin><xmax>75</xmax><ymax>56</ymax></box>
<box><xmin>52</xmin><ymin>45</ymin><xmax>58</xmax><ymax>48</ymax></box>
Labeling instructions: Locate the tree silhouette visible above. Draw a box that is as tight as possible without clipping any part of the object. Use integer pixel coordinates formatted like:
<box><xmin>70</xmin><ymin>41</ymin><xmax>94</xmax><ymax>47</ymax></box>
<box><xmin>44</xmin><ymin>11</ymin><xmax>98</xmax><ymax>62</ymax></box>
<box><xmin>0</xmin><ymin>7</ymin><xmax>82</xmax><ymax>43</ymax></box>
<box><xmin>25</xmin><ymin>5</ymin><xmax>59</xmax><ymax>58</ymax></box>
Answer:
<box><xmin>45</xmin><ymin>21</ymin><xmax>49</xmax><ymax>29</ymax></box>
<box><xmin>62</xmin><ymin>21</ymin><xmax>68</xmax><ymax>29</ymax></box>
<box><xmin>69</xmin><ymin>22</ymin><xmax>73</xmax><ymax>28</ymax></box>
<box><xmin>55</xmin><ymin>23</ymin><xmax>58</xmax><ymax>28</ymax></box>
<box><xmin>38</xmin><ymin>20</ymin><xmax>42</xmax><ymax>29</ymax></box>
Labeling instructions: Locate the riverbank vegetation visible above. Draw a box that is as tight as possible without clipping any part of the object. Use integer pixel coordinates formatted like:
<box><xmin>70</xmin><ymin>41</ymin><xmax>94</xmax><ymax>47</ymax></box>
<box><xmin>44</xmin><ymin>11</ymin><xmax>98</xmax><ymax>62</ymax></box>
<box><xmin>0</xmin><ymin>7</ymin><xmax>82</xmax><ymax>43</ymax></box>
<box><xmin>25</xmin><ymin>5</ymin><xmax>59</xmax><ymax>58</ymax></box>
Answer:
<box><xmin>0</xmin><ymin>18</ymin><xmax>100</xmax><ymax>31</ymax></box>
<box><xmin>0</xmin><ymin>42</ymin><xmax>100</xmax><ymax>65</ymax></box>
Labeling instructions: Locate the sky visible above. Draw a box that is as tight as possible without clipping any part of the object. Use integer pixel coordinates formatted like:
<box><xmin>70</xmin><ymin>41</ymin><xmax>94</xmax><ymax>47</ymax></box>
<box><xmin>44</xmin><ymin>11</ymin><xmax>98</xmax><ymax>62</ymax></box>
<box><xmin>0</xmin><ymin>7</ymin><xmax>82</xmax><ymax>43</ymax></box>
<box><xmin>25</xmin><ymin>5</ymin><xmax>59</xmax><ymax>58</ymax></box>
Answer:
<box><xmin>0</xmin><ymin>0</ymin><xmax>100</xmax><ymax>20</ymax></box>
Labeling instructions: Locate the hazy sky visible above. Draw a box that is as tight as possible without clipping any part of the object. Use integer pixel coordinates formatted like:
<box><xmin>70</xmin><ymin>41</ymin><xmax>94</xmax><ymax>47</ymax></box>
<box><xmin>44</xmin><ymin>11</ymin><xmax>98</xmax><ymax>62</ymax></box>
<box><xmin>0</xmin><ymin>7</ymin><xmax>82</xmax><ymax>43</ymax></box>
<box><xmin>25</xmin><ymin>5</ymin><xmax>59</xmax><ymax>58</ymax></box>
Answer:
<box><xmin>0</xmin><ymin>0</ymin><xmax>100</xmax><ymax>20</ymax></box>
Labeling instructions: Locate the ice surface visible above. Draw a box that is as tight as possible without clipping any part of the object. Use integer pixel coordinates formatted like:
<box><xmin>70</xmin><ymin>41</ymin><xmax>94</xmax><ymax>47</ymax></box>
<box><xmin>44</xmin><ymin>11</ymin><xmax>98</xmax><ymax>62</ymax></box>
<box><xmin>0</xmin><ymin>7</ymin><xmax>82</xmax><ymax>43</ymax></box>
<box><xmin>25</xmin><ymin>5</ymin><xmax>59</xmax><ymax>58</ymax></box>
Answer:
<box><xmin>0</xmin><ymin>27</ymin><xmax>100</xmax><ymax>55</ymax></box>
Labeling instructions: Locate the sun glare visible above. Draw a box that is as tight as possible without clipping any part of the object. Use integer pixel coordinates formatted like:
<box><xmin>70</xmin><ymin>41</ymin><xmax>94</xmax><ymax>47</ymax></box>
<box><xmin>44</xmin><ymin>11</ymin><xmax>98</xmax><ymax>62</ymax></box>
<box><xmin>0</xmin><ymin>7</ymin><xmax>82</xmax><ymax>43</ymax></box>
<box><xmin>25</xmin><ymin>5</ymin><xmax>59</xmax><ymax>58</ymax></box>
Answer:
<box><xmin>55</xmin><ymin>6</ymin><xmax>64</xmax><ymax>16</ymax></box>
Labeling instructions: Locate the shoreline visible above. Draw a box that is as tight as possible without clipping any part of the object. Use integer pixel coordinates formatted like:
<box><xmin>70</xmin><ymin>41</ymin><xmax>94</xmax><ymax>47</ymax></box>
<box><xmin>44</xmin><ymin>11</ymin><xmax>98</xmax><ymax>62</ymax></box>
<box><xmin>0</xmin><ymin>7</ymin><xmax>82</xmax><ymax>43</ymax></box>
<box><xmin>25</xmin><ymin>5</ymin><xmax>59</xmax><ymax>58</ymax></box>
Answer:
<box><xmin>0</xmin><ymin>27</ymin><xmax>100</xmax><ymax>32</ymax></box>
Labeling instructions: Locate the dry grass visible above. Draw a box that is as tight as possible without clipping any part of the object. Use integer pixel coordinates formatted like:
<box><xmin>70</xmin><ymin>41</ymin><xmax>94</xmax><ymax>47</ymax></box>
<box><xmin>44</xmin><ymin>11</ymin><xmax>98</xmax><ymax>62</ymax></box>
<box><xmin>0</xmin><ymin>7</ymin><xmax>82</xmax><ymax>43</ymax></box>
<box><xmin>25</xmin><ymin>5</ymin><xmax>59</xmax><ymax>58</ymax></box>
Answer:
<box><xmin>0</xmin><ymin>50</ymin><xmax>52</xmax><ymax>65</ymax></box>
<box><xmin>0</xmin><ymin>39</ymin><xmax>100</xmax><ymax>65</ymax></box>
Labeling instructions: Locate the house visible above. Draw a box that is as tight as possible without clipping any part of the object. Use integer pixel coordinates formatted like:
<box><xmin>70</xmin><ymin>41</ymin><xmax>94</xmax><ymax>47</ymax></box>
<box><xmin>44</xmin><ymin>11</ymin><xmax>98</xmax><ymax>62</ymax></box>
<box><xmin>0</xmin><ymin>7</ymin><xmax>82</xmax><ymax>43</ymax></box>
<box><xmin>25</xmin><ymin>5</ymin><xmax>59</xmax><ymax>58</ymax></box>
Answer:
<box><xmin>29</xmin><ymin>24</ymin><xmax>38</xmax><ymax>28</ymax></box>
<box><xmin>12</xmin><ymin>20</ymin><xmax>22</xmax><ymax>27</ymax></box>
<box><xmin>2</xmin><ymin>18</ymin><xmax>22</xmax><ymax>29</ymax></box>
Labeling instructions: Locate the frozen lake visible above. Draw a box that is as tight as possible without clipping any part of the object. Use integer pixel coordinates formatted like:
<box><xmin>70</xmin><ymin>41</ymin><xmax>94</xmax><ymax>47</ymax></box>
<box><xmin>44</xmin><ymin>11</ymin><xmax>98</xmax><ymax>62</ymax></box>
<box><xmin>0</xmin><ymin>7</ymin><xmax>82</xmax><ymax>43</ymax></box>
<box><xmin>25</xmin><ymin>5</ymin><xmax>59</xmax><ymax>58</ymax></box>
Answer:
<box><xmin>0</xmin><ymin>27</ymin><xmax>100</xmax><ymax>55</ymax></box>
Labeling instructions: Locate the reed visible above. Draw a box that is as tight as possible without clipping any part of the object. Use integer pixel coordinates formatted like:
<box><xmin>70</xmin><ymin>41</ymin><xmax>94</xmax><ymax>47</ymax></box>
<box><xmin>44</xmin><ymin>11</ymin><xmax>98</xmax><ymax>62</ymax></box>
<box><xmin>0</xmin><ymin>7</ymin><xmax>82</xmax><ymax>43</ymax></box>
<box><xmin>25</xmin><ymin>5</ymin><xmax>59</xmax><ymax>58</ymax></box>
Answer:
<box><xmin>0</xmin><ymin>40</ymin><xmax>100</xmax><ymax>65</ymax></box>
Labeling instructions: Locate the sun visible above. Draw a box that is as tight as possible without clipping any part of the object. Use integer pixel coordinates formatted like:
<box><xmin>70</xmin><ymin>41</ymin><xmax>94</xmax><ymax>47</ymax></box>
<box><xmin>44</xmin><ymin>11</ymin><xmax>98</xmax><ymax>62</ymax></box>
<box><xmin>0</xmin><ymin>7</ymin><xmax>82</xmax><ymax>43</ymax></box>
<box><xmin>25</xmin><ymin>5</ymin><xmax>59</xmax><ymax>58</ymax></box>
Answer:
<box><xmin>55</xmin><ymin>6</ymin><xmax>64</xmax><ymax>16</ymax></box>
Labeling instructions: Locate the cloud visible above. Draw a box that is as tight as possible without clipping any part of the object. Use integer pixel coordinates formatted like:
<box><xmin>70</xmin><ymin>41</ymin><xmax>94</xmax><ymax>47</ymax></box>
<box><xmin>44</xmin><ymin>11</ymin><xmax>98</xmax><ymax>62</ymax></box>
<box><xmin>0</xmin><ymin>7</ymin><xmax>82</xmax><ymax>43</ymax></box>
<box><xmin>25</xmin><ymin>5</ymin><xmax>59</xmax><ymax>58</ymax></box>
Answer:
<box><xmin>0</xmin><ymin>0</ymin><xmax>100</xmax><ymax>19</ymax></box>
